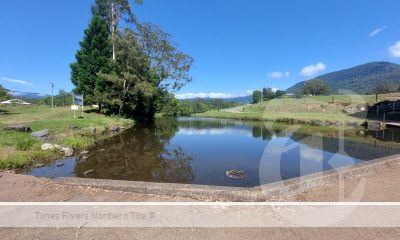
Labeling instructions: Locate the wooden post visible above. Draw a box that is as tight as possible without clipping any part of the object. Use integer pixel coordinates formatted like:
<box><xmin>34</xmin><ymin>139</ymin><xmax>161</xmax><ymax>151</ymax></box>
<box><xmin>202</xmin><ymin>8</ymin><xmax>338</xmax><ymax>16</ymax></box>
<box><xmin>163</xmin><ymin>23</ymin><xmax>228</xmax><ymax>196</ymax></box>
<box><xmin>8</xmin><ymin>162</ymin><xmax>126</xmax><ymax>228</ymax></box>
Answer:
<box><xmin>383</xmin><ymin>128</ymin><xmax>385</xmax><ymax>139</ymax></box>
<box><xmin>81</xmin><ymin>94</ymin><xmax>84</xmax><ymax>118</ymax></box>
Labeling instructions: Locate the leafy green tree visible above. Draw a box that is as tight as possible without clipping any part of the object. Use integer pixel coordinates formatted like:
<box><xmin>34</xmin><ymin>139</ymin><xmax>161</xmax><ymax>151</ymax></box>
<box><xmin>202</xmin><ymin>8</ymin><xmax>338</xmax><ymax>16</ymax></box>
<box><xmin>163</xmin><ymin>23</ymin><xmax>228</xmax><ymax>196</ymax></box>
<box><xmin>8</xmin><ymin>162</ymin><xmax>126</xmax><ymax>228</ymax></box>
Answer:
<box><xmin>275</xmin><ymin>90</ymin><xmax>286</xmax><ymax>98</ymax></box>
<box><xmin>0</xmin><ymin>84</ymin><xmax>10</xmax><ymax>101</ymax></box>
<box><xmin>41</xmin><ymin>89</ymin><xmax>73</xmax><ymax>107</ymax></box>
<box><xmin>303</xmin><ymin>79</ymin><xmax>330</xmax><ymax>96</ymax></box>
<box><xmin>72</xmin><ymin>1</ymin><xmax>192</xmax><ymax>120</ymax></box>
<box><xmin>70</xmin><ymin>12</ymin><xmax>112</xmax><ymax>107</ymax></box>
<box><xmin>55</xmin><ymin>89</ymin><xmax>72</xmax><ymax>106</ymax></box>
<box><xmin>99</xmin><ymin>26</ymin><xmax>192</xmax><ymax>119</ymax></box>
<box><xmin>138</xmin><ymin>23</ymin><xmax>193</xmax><ymax>90</ymax></box>
<box><xmin>252</xmin><ymin>90</ymin><xmax>262</xmax><ymax>104</ymax></box>
<box><xmin>161</xmin><ymin>93</ymin><xmax>181</xmax><ymax>117</ymax></box>
<box><xmin>98</xmin><ymin>29</ymin><xmax>151</xmax><ymax>116</ymax></box>
<box><xmin>263</xmin><ymin>87</ymin><xmax>275</xmax><ymax>100</ymax></box>
<box><xmin>94</xmin><ymin>0</ymin><xmax>143</xmax><ymax>61</ymax></box>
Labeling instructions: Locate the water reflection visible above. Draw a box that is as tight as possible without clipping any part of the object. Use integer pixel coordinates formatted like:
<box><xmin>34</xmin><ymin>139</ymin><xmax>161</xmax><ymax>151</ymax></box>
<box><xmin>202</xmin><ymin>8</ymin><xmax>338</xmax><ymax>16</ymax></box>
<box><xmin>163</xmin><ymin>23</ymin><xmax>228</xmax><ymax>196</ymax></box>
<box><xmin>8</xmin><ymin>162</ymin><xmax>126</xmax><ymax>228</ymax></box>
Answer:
<box><xmin>75</xmin><ymin>120</ymin><xmax>195</xmax><ymax>183</ymax></box>
<box><xmin>23</xmin><ymin>117</ymin><xmax>400</xmax><ymax>187</ymax></box>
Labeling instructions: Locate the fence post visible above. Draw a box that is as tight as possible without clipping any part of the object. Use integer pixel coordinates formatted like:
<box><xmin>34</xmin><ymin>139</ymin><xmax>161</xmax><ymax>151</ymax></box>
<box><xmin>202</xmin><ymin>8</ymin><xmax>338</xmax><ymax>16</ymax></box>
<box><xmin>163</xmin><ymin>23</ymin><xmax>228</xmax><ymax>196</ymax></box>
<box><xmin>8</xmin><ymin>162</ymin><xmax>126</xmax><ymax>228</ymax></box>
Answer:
<box><xmin>377</xmin><ymin>106</ymin><xmax>379</xmax><ymax>118</ymax></box>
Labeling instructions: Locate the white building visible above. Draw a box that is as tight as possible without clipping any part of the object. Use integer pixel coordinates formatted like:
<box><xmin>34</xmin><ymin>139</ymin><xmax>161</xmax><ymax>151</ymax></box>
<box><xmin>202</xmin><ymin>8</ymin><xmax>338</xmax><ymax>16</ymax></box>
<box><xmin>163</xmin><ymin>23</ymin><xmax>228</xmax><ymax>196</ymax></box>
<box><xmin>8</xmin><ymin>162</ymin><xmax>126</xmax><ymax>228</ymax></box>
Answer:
<box><xmin>0</xmin><ymin>99</ymin><xmax>31</xmax><ymax>105</ymax></box>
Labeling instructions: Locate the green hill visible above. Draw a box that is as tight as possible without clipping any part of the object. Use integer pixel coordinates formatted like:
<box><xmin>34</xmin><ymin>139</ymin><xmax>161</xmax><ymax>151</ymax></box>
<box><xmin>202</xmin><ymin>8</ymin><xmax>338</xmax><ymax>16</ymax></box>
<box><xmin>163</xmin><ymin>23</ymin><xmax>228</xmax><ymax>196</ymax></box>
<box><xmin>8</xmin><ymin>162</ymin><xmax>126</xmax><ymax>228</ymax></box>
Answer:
<box><xmin>287</xmin><ymin>62</ymin><xmax>400</xmax><ymax>94</ymax></box>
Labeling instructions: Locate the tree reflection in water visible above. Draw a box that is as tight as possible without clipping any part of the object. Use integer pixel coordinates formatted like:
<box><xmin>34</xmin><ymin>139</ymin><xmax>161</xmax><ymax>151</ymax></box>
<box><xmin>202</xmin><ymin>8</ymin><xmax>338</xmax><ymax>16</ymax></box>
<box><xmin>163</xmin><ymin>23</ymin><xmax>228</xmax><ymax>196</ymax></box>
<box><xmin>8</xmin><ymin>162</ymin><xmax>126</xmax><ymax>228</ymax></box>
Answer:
<box><xmin>75</xmin><ymin>118</ymin><xmax>195</xmax><ymax>183</ymax></box>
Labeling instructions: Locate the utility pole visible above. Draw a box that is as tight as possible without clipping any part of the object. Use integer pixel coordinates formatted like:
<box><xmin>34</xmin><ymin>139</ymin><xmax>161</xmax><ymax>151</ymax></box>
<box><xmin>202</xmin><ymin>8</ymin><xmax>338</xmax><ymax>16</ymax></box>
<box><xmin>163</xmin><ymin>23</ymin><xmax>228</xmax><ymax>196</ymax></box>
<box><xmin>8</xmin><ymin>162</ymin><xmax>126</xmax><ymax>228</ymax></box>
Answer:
<box><xmin>50</xmin><ymin>83</ymin><xmax>54</xmax><ymax>108</ymax></box>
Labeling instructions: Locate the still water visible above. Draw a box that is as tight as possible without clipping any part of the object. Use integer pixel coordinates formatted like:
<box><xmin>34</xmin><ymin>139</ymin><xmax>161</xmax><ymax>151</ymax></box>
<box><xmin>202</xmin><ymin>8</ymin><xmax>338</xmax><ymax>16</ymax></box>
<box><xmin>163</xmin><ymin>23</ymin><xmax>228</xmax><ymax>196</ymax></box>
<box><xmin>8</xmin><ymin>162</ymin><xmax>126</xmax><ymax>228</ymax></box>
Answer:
<box><xmin>23</xmin><ymin>117</ymin><xmax>400</xmax><ymax>187</ymax></box>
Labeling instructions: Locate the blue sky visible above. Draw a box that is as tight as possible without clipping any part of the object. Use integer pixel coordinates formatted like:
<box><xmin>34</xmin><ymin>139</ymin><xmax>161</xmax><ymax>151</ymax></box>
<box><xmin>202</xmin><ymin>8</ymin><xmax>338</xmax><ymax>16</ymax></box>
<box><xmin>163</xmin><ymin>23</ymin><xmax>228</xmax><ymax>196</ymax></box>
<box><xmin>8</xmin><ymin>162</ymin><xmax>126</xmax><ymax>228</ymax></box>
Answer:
<box><xmin>1</xmin><ymin>0</ymin><xmax>400</xmax><ymax>98</ymax></box>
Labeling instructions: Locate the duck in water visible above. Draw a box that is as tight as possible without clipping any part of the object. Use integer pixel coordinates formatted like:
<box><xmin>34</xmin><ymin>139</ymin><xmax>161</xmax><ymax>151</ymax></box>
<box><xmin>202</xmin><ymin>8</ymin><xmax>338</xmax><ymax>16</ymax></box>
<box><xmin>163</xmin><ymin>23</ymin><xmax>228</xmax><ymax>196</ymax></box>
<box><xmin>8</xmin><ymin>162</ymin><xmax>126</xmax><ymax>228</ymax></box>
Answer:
<box><xmin>225</xmin><ymin>170</ymin><xmax>246</xmax><ymax>179</ymax></box>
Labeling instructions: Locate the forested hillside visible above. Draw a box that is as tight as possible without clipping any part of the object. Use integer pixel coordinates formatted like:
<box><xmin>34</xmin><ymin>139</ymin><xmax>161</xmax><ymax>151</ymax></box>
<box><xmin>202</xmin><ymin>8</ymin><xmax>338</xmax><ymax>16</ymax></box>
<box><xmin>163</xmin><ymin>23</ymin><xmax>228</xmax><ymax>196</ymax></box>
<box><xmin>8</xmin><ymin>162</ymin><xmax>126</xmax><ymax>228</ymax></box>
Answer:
<box><xmin>287</xmin><ymin>62</ymin><xmax>400</xmax><ymax>94</ymax></box>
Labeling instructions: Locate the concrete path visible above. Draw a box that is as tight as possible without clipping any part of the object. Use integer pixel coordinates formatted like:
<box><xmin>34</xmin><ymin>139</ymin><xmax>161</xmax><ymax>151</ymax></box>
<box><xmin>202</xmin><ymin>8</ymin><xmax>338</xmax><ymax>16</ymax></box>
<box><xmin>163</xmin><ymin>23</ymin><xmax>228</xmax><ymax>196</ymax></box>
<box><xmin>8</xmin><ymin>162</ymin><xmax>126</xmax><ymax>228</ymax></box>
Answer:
<box><xmin>0</xmin><ymin>173</ymin><xmax>196</xmax><ymax>202</ymax></box>
<box><xmin>296</xmin><ymin>167</ymin><xmax>400</xmax><ymax>202</ymax></box>
<box><xmin>1</xmin><ymin>169</ymin><xmax>400</xmax><ymax>239</ymax></box>
<box><xmin>1</xmin><ymin>227</ymin><xmax>399</xmax><ymax>240</ymax></box>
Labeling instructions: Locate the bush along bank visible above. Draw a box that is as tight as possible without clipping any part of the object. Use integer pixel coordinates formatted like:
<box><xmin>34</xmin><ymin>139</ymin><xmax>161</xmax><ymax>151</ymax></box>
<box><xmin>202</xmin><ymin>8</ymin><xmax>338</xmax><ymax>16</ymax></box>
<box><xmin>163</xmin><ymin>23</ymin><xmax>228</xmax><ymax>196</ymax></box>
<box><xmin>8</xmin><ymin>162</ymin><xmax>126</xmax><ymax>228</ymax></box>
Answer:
<box><xmin>0</xmin><ymin>123</ymin><xmax>131</xmax><ymax>171</ymax></box>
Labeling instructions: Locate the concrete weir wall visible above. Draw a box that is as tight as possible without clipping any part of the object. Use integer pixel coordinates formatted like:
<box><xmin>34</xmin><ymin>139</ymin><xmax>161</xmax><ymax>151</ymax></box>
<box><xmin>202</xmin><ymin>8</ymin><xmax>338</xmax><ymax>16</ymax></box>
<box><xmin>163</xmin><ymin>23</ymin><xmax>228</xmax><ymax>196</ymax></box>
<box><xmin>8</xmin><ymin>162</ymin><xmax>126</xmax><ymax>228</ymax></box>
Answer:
<box><xmin>54</xmin><ymin>155</ymin><xmax>400</xmax><ymax>202</ymax></box>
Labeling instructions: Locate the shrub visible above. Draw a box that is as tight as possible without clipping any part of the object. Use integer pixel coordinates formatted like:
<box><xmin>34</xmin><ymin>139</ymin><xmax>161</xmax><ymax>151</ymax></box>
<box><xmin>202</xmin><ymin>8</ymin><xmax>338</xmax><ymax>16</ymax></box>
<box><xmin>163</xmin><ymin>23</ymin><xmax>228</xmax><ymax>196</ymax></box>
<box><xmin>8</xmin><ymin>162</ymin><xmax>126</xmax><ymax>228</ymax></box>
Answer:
<box><xmin>16</xmin><ymin>137</ymin><xmax>38</xmax><ymax>151</ymax></box>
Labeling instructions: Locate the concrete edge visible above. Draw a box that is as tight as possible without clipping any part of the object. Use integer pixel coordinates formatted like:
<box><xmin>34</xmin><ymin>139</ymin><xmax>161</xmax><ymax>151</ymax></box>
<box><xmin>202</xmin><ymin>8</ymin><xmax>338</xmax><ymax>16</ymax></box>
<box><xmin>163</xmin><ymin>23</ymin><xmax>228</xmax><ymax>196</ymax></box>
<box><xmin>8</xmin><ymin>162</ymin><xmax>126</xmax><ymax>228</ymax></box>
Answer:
<box><xmin>54</xmin><ymin>154</ymin><xmax>400</xmax><ymax>202</ymax></box>
<box><xmin>259</xmin><ymin>154</ymin><xmax>400</xmax><ymax>199</ymax></box>
<box><xmin>53</xmin><ymin>178</ymin><xmax>267</xmax><ymax>202</ymax></box>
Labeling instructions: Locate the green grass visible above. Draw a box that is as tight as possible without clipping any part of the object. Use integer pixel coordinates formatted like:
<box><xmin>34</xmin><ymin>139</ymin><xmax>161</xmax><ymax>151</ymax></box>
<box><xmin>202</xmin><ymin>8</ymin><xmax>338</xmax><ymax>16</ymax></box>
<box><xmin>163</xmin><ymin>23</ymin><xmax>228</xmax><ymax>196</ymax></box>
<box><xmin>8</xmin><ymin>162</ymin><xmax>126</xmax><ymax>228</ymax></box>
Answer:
<box><xmin>0</xmin><ymin>105</ymin><xmax>133</xmax><ymax>170</ymax></box>
<box><xmin>196</xmin><ymin>93</ymin><xmax>400</xmax><ymax>124</ymax></box>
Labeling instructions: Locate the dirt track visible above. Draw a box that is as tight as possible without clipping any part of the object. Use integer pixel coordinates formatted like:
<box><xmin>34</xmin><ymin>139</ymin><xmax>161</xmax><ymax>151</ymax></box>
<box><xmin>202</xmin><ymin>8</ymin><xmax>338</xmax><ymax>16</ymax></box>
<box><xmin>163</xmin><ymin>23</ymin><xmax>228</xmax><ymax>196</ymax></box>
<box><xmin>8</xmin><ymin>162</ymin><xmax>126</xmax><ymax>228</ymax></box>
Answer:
<box><xmin>1</xmin><ymin>169</ymin><xmax>400</xmax><ymax>239</ymax></box>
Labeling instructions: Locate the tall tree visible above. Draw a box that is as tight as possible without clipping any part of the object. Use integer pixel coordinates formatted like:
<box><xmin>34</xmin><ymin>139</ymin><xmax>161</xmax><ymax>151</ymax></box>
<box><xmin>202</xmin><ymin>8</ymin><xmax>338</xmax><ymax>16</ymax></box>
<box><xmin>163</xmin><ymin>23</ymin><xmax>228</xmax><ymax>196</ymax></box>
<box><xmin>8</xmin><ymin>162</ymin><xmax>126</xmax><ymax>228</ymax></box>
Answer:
<box><xmin>70</xmin><ymin>12</ymin><xmax>112</xmax><ymax>106</ymax></box>
<box><xmin>99</xmin><ymin>27</ymin><xmax>192</xmax><ymax>119</ymax></box>
<box><xmin>303</xmin><ymin>79</ymin><xmax>330</xmax><ymax>96</ymax></box>
<box><xmin>138</xmin><ymin>23</ymin><xmax>193</xmax><ymax>90</ymax></box>
<box><xmin>0</xmin><ymin>84</ymin><xmax>10</xmax><ymax>101</ymax></box>
<box><xmin>263</xmin><ymin>87</ymin><xmax>275</xmax><ymax>100</ymax></box>
<box><xmin>252</xmin><ymin>90</ymin><xmax>262</xmax><ymax>104</ymax></box>
<box><xmin>94</xmin><ymin>0</ymin><xmax>143</xmax><ymax>61</ymax></box>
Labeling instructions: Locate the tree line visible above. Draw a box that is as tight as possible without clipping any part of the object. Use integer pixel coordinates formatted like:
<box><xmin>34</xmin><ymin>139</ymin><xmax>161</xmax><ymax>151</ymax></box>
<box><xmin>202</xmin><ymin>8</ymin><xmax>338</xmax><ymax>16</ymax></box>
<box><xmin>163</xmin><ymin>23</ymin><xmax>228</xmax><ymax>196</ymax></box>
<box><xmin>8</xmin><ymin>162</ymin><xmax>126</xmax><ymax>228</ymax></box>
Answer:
<box><xmin>252</xmin><ymin>88</ymin><xmax>286</xmax><ymax>104</ymax></box>
<box><xmin>162</xmin><ymin>96</ymin><xmax>238</xmax><ymax>116</ymax></box>
<box><xmin>70</xmin><ymin>0</ymin><xmax>193</xmax><ymax>120</ymax></box>
<box><xmin>252</xmin><ymin>79</ymin><xmax>331</xmax><ymax>104</ymax></box>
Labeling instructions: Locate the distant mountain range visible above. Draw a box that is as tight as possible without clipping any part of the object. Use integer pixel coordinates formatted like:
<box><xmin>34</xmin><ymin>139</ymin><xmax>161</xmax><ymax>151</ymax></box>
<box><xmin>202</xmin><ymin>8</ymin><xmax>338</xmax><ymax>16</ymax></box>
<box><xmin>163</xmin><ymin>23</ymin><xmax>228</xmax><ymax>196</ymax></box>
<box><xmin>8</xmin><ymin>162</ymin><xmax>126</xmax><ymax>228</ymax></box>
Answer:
<box><xmin>9</xmin><ymin>91</ymin><xmax>49</xmax><ymax>99</ymax></box>
<box><xmin>182</xmin><ymin>95</ymin><xmax>252</xmax><ymax>104</ymax></box>
<box><xmin>286</xmin><ymin>62</ymin><xmax>400</xmax><ymax>94</ymax></box>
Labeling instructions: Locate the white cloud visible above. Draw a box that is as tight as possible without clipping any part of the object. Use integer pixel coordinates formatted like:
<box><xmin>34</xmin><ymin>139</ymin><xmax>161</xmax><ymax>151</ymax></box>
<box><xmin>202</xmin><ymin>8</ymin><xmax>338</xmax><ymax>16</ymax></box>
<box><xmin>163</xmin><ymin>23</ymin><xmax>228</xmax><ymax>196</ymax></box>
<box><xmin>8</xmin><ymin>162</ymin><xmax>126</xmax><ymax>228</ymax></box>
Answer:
<box><xmin>300</xmin><ymin>147</ymin><xmax>323</xmax><ymax>162</ymax></box>
<box><xmin>175</xmin><ymin>92</ymin><xmax>251</xmax><ymax>100</ymax></box>
<box><xmin>1</xmin><ymin>77</ymin><xmax>34</xmax><ymax>86</ymax></box>
<box><xmin>267</xmin><ymin>71</ymin><xmax>290</xmax><ymax>79</ymax></box>
<box><xmin>389</xmin><ymin>41</ymin><xmax>400</xmax><ymax>58</ymax></box>
<box><xmin>300</xmin><ymin>63</ymin><xmax>326</xmax><ymax>77</ymax></box>
<box><xmin>369</xmin><ymin>25</ymin><xmax>386</xmax><ymax>37</ymax></box>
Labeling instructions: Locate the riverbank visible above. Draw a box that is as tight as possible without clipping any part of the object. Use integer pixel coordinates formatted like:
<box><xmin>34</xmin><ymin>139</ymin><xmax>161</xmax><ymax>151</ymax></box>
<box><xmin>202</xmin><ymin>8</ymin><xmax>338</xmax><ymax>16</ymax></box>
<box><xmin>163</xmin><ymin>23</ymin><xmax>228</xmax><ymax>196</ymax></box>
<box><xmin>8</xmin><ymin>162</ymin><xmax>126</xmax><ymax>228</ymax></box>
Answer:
<box><xmin>194</xmin><ymin>96</ymin><xmax>372</xmax><ymax>127</ymax></box>
<box><xmin>195</xmin><ymin>111</ymin><xmax>364</xmax><ymax>127</ymax></box>
<box><xmin>0</xmin><ymin>105</ymin><xmax>133</xmax><ymax>170</ymax></box>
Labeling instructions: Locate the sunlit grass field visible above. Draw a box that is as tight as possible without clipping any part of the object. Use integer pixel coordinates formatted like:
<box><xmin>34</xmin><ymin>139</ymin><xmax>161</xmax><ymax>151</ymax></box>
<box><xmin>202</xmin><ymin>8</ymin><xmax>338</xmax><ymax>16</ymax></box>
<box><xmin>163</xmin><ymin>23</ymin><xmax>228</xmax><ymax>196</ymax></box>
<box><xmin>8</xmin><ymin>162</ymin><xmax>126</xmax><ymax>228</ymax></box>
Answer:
<box><xmin>196</xmin><ymin>93</ymin><xmax>400</xmax><ymax>123</ymax></box>
<box><xmin>0</xmin><ymin>105</ymin><xmax>132</xmax><ymax>169</ymax></box>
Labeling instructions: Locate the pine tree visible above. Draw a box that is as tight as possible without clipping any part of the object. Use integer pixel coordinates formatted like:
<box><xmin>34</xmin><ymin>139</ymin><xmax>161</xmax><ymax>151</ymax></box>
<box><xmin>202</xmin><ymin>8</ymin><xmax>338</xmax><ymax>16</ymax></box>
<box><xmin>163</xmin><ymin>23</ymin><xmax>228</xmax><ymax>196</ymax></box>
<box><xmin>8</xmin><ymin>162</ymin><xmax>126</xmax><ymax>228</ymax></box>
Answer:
<box><xmin>70</xmin><ymin>11</ymin><xmax>112</xmax><ymax>106</ymax></box>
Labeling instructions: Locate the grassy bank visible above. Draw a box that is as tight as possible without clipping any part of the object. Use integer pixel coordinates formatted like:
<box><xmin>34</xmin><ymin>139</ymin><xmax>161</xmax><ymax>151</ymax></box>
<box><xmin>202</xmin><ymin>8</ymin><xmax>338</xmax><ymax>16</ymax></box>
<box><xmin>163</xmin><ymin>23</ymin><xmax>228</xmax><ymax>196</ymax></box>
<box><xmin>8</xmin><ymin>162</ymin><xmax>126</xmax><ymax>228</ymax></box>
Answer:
<box><xmin>0</xmin><ymin>105</ymin><xmax>133</xmax><ymax>169</ymax></box>
<box><xmin>195</xmin><ymin>94</ymin><xmax>400</xmax><ymax>124</ymax></box>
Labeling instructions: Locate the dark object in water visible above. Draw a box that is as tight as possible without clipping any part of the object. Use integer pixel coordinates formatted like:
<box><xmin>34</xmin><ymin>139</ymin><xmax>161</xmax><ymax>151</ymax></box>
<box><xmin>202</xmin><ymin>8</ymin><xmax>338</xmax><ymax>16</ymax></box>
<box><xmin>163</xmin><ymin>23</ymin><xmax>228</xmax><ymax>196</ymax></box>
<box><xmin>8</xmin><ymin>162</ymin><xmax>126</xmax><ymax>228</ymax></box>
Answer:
<box><xmin>56</xmin><ymin>162</ymin><xmax>65</xmax><ymax>167</ymax></box>
<box><xmin>226</xmin><ymin>170</ymin><xmax>246</xmax><ymax>179</ymax></box>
